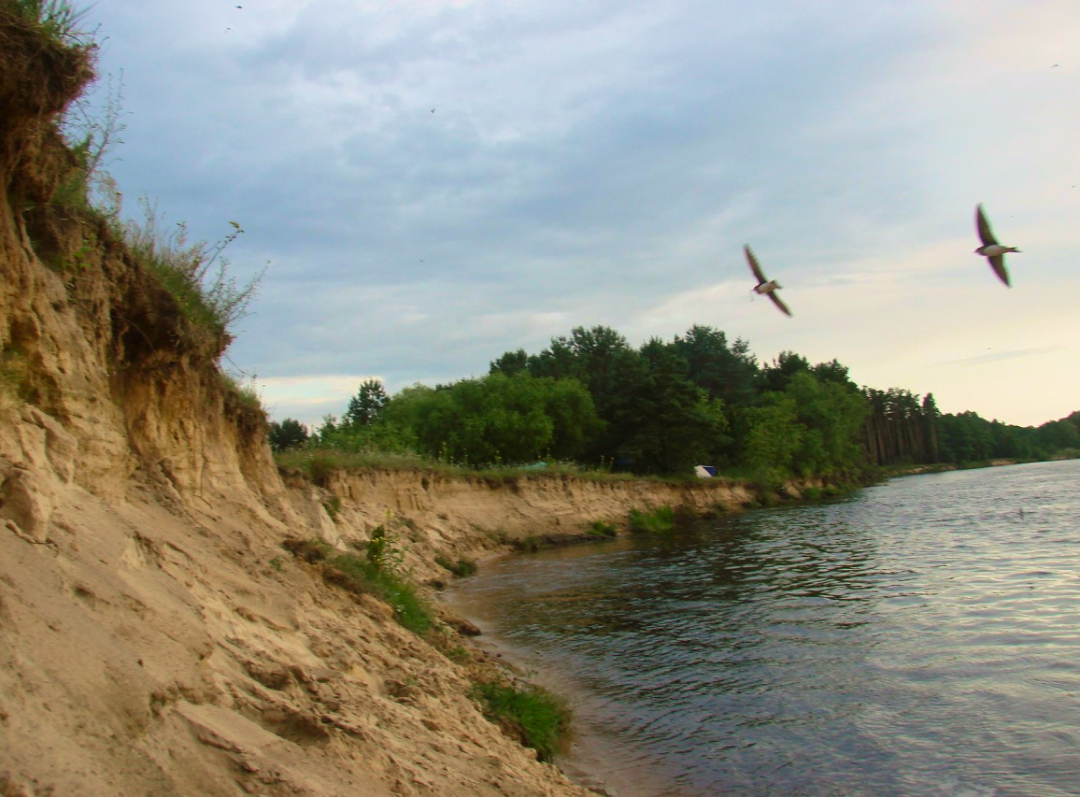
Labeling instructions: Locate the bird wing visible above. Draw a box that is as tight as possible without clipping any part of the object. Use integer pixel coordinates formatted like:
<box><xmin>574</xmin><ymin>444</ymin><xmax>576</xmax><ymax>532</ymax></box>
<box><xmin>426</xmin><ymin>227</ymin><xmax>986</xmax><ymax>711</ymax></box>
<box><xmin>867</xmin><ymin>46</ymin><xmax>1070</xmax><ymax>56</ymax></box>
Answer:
<box><xmin>768</xmin><ymin>291</ymin><xmax>792</xmax><ymax>316</ymax></box>
<box><xmin>976</xmin><ymin>204</ymin><xmax>999</xmax><ymax>247</ymax></box>
<box><xmin>744</xmin><ymin>245</ymin><xmax>767</xmax><ymax>283</ymax></box>
<box><xmin>988</xmin><ymin>254</ymin><xmax>1010</xmax><ymax>287</ymax></box>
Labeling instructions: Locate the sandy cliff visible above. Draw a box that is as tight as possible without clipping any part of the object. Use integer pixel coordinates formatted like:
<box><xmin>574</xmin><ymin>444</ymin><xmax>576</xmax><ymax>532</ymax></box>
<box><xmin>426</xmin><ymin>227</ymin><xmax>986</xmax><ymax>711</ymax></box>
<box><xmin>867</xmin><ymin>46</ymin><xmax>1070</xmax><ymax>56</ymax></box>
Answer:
<box><xmin>0</xmin><ymin>10</ymin><xmax>778</xmax><ymax>795</ymax></box>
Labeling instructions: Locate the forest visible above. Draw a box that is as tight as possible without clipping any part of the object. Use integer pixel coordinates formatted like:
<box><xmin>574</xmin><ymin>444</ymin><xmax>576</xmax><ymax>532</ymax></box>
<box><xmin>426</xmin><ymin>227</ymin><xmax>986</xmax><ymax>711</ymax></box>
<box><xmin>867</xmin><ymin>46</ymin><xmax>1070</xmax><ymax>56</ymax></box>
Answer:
<box><xmin>270</xmin><ymin>325</ymin><xmax>1080</xmax><ymax>484</ymax></box>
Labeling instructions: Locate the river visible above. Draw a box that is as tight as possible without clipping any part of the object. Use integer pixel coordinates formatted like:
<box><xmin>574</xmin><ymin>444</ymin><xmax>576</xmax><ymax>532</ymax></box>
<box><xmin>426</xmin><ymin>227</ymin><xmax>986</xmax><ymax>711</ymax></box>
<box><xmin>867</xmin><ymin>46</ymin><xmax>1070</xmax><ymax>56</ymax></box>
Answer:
<box><xmin>446</xmin><ymin>460</ymin><xmax>1080</xmax><ymax>797</ymax></box>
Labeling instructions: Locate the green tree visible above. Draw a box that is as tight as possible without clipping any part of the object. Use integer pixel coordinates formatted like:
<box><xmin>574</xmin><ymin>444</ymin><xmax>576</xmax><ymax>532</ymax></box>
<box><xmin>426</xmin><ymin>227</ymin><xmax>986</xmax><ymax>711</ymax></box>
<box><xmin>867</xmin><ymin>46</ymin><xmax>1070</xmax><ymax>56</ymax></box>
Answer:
<box><xmin>783</xmin><ymin>371</ymin><xmax>868</xmax><ymax>476</ymax></box>
<box><xmin>618</xmin><ymin>339</ymin><xmax>729</xmax><ymax>474</ymax></box>
<box><xmin>268</xmin><ymin>418</ymin><xmax>309</xmax><ymax>452</ymax></box>
<box><xmin>344</xmin><ymin>378</ymin><xmax>388</xmax><ymax>427</ymax></box>
<box><xmin>757</xmin><ymin>351</ymin><xmax>811</xmax><ymax>394</ymax></box>
<box><xmin>671</xmin><ymin>325</ymin><xmax>759</xmax><ymax>407</ymax></box>
<box><xmin>489</xmin><ymin>349</ymin><xmax>529</xmax><ymax>377</ymax></box>
<box><xmin>741</xmin><ymin>394</ymin><xmax>805</xmax><ymax>486</ymax></box>
<box><xmin>382</xmin><ymin>373</ymin><xmax>599</xmax><ymax>466</ymax></box>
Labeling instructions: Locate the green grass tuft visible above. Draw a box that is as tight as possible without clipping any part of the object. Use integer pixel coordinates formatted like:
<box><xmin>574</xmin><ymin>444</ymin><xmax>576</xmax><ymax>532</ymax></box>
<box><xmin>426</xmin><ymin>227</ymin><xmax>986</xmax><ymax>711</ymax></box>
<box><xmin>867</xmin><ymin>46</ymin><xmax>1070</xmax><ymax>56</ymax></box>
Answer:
<box><xmin>587</xmin><ymin>519</ymin><xmax>619</xmax><ymax>538</ymax></box>
<box><xmin>283</xmin><ymin>533</ymin><xmax>434</xmax><ymax>636</ymax></box>
<box><xmin>326</xmin><ymin>551</ymin><xmax>434</xmax><ymax>636</ymax></box>
<box><xmin>470</xmin><ymin>680</ymin><xmax>571</xmax><ymax>762</ymax></box>
<box><xmin>627</xmin><ymin>505</ymin><xmax>675</xmax><ymax>533</ymax></box>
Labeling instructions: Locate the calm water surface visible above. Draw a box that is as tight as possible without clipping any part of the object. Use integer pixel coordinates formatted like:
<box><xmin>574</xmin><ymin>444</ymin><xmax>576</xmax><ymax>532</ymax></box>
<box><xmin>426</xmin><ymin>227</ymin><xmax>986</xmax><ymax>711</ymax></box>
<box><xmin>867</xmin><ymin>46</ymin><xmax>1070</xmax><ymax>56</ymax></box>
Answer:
<box><xmin>447</xmin><ymin>460</ymin><xmax>1080</xmax><ymax>796</ymax></box>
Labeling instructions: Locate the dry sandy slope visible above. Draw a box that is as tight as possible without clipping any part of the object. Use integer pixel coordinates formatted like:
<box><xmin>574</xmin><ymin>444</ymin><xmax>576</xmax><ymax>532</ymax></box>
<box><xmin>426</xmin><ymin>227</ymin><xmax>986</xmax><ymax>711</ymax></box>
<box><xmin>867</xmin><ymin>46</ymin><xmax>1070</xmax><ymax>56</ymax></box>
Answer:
<box><xmin>0</xmin><ymin>413</ymin><xmax>760</xmax><ymax>797</ymax></box>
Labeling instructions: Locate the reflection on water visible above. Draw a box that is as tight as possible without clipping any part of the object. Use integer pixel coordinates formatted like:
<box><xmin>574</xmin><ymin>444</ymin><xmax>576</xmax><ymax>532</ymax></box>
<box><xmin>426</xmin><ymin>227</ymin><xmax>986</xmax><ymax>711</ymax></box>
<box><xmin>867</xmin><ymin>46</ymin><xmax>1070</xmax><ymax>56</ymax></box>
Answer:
<box><xmin>447</xmin><ymin>460</ymin><xmax>1080</xmax><ymax>797</ymax></box>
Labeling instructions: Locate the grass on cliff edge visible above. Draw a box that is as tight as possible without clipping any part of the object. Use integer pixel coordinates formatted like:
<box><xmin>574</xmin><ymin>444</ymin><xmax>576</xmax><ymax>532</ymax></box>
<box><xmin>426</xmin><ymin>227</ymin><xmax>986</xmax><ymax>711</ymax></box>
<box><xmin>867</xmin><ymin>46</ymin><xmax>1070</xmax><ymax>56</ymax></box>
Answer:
<box><xmin>470</xmin><ymin>680</ymin><xmax>571</xmax><ymax>763</ymax></box>
<box><xmin>274</xmin><ymin>447</ymin><xmax>677</xmax><ymax>485</ymax></box>
<box><xmin>10</xmin><ymin>0</ymin><xmax>88</xmax><ymax>43</ymax></box>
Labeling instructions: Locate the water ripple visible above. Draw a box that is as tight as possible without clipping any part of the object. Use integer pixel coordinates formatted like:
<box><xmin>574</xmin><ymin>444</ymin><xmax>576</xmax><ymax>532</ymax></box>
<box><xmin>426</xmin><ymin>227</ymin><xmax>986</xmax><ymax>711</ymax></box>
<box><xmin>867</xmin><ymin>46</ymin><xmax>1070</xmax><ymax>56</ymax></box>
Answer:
<box><xmin>448</xmin><ymin>460</ymin><xmax>1080</xmax><ymax>797</ymax></box>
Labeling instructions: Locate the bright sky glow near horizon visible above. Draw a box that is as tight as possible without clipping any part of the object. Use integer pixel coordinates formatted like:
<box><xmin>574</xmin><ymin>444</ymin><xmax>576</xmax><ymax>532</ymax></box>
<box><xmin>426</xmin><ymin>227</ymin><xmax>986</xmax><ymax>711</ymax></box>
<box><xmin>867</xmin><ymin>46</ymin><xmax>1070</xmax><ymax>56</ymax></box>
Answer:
<box><xmin>80</xmin><ymin>0</ymin><xmax>1079</xmax><ymax>429</ymax></box>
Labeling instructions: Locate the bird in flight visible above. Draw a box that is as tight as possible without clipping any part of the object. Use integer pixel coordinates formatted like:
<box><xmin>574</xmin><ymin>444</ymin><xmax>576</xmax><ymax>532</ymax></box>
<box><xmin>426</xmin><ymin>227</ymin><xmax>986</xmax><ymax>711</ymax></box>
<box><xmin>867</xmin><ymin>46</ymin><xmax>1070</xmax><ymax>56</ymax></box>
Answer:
<box><xmin>974</xmin><ymin>204</ymin><xmax>1019</xmax><ymax>287</ymax></box>
<box><xmin>745</xmin><ymin>245</ymin><xmax>792</xmax><ymax>316</ymax></box>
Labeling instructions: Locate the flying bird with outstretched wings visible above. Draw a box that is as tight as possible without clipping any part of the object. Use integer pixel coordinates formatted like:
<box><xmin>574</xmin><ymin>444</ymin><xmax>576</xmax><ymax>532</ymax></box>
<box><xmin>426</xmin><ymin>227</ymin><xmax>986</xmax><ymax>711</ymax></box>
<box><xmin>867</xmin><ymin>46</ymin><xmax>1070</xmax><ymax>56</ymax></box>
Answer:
<box><xmin>974</xmin><ymin>204</ymin><xmax>1019</xmax><ymax>287</ymax></box>
<box><xmin>745</xmin><ymin>245</ymin><xmax>792</xmax><ymax>316</ymax></box>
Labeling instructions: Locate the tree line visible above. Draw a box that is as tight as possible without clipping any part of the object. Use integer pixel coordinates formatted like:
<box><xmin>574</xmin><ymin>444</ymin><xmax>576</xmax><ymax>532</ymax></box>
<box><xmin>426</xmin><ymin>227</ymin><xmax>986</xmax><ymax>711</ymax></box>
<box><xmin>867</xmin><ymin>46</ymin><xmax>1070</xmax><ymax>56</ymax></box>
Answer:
<box><xmin>269</xmin><ymin>325</ymin><xmax>1080</xmax><ymax>482</ymax></box>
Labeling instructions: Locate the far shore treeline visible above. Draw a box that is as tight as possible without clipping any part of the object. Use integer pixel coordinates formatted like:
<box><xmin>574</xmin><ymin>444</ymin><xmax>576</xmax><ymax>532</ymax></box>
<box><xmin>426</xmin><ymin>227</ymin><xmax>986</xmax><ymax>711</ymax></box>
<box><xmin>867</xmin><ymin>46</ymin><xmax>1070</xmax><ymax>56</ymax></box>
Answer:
<box><xmin>270</xmin><ymin>325</ymin><xmax>1080</xmax><ymax>484</ymax></box>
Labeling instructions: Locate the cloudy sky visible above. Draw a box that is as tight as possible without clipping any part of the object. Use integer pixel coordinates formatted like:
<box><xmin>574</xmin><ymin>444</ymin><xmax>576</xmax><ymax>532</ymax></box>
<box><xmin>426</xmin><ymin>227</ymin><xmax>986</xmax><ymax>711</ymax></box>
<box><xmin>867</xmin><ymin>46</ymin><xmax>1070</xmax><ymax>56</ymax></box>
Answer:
<box><xmin>79</xmin><ymin>0</ymin><xmax>1078</xmax><ymax>428</ymax></box>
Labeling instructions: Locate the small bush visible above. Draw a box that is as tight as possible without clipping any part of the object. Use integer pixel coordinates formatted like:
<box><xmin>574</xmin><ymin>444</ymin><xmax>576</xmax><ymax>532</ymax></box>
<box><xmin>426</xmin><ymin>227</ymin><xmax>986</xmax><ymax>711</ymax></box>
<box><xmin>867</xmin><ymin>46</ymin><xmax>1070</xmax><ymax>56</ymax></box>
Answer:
<box><xmin>284</xmin><ymin>531</ymin><xmax>434</xmax><ymax>636</ymax></box>
<box><xmin>327</xmin><ymin>551</ymin><xmax>434</xmax><ymax>636</ymax></box>
<box><xmin>628</xmin><ymin>505</ymin><xmax>675</xmax><ymax>533</ymax></box>
<box><xmin>512</xmin><ymin>535</ymin><xmax>543</xmax><ymax>553</ymax></box>
<box><xmin>587</xmin><ymin>519</ymin><xmax>618</xmax><ymax>538</ymax></box>
<box><xmin>435</xmin><ymin>554</ymin><xmax>478</xmax><ymax>578</ymax></box>
<box><xmin>470</xmin><ymin>680</ymin><xmax>571</xmax><ymax>762</ymax></box>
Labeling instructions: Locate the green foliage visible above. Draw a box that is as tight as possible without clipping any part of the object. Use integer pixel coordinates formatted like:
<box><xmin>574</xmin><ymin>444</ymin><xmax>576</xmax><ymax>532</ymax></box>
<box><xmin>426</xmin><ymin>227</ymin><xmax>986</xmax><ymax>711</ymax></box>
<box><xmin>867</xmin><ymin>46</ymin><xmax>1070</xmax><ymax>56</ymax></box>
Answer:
<box><xmin>587</xmin><ymin>519</ymin><xmax>618</xmax><ymax>538</ymax></box>
<box><xmin>327</xmin><ymin>550</ymin><xmax>433</xmax><ymax>636</ymax></box>
<box><xmin>283</xmin><ymin>532</ymin><xmax>434</xmax><ymax>636</ymax></box>
<box><xmin>470</xmin><ymin>680</ymin><xmax>571</xmax><ymax>762</ymax></box>
<box><xmin>268</xmin><ymin>418</ymin><xmax>309</xmax><ymax>452</ymax></box>
<box><xmin>628</xmin><ymin>505</ymin><xmax>675</xmax><ymax>533</ymax></box>
<box><xmin>618</xmin><ymin>339</ymin><xmax>730</xmax><ymax>475</ymax></box>
<box><xmin>11</xmin><ymin>0</ymin><xmax>87</xmax><ymax>42</ymax></box>
<box><xmin>741</xmin><ymin>395</ymin><xmax>804</xmax><ymax>487</ymax></box>
<box><xmin>671</xmin><ymin>325</ymin><xmax>758</xmax><ymax>408</ymax></box>
<box><xmin>268</xmin><ymin>556</ymin><xmax>284</xmax><ymax>572</ymax></box>
<box><xmin>381</xmin><ymin>372</ymin><xmax>600</xmax><ymax>467</ymax></box>
<box><xmin>783</xmin><ymin>371</ymin><xmax>868</xmax><ymax>477</ymax></box>
<box><xmin>512</xmin><ymin>535</ymin><xmax>544</xmax><ymax>553</ymax></box>
<box><xmin>343</xmin><ymin>379</ymin><xmax>388</xmax><ymax>427</ymax></box>
<box><xmin>123</xmin><ymin>197</ymin><xmax>263</xmax><ymax>341</ymax></box>
<box><xmin>274</xmin><ymin>320</ymin><xmax>1080</xmax><ymax>481</ymax></box>
<box><xmin>315</xmin><ymin>416</ymin><xmax>419</xmax><ymax>457</ymax></box>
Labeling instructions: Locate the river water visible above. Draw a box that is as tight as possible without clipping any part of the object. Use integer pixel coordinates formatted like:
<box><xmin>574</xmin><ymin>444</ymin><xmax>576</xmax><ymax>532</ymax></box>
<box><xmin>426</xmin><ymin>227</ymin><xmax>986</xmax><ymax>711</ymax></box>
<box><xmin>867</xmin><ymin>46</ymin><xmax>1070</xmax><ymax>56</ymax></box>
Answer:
<box><xmin>446</xmin><ymin>460</ymin><xmax>1080</xmax><ymax>797</ymax></box>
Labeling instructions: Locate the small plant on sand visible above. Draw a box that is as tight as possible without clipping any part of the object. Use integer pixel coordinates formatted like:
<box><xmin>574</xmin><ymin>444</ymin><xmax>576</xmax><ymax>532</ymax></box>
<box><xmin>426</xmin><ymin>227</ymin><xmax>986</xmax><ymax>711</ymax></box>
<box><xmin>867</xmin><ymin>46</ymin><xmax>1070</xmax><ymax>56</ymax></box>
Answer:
<box><xmin>587</xmin><ymin>519</ymin><xmax>618</xmax><ymax>538</ymax></box>
<box><xmin>512</xmin><ymin>535</ymin><xmax>544</xmax><ymax>553</ymax></box>
<box><xmin>470</xmin><ymin>679</ymin><xmax>571</xmax><ymax>762</ymax></box>
<box><xmin>628</xmin><ymin>505</ymin><xmax>675</xmax><ymax>534</ymax></box>
<box><xmin>284</xmin><ymin>530</ymin><xmax>434</xmax><ymax>636</ymax></box>
<box><xmin>434</xmin><ymin>554</ymin><xmax>478</xmax><ymax>578</ymax></box>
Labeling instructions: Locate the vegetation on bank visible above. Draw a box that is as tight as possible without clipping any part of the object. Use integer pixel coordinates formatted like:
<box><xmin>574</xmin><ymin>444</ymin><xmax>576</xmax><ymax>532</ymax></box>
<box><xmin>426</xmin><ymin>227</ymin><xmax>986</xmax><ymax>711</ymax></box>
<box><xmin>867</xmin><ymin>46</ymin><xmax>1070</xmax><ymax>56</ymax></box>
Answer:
<box><xmin>280</xmin><ymin>528</ymin><xmax>572</xmax><ymax>760</ymax></box>
<box><xmin>628</xmin><ymin>505</ymin><xmax>676</xmax><ymax>534</ymax></box>
<box><xmin>470</xmin><ymin>680</ymin><xmax>572</xmax><ymax>763</ymax></box>
<box><xmin>271</xmin><ymin>328</ymin><xmax>1080</xmax><ymax>486</ymax></box>
<box><xmin>6</xmin><ymin>0</ymin><xmax>264</xmax><ymax>420</ymax></box>
<box><xmin>282</xmin><ymin>526</ymin><xmax>435</xmax><ymax>636</ymax></box>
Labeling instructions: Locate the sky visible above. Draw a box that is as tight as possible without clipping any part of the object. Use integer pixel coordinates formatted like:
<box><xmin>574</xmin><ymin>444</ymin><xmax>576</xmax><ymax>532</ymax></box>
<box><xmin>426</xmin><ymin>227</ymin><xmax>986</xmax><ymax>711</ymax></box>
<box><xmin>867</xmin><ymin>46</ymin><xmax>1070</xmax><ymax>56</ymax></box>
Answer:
<box><xmin>75</xmin><ymin>0</ymin><xmax>1079</xmax><ymax>429</ymax></box>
